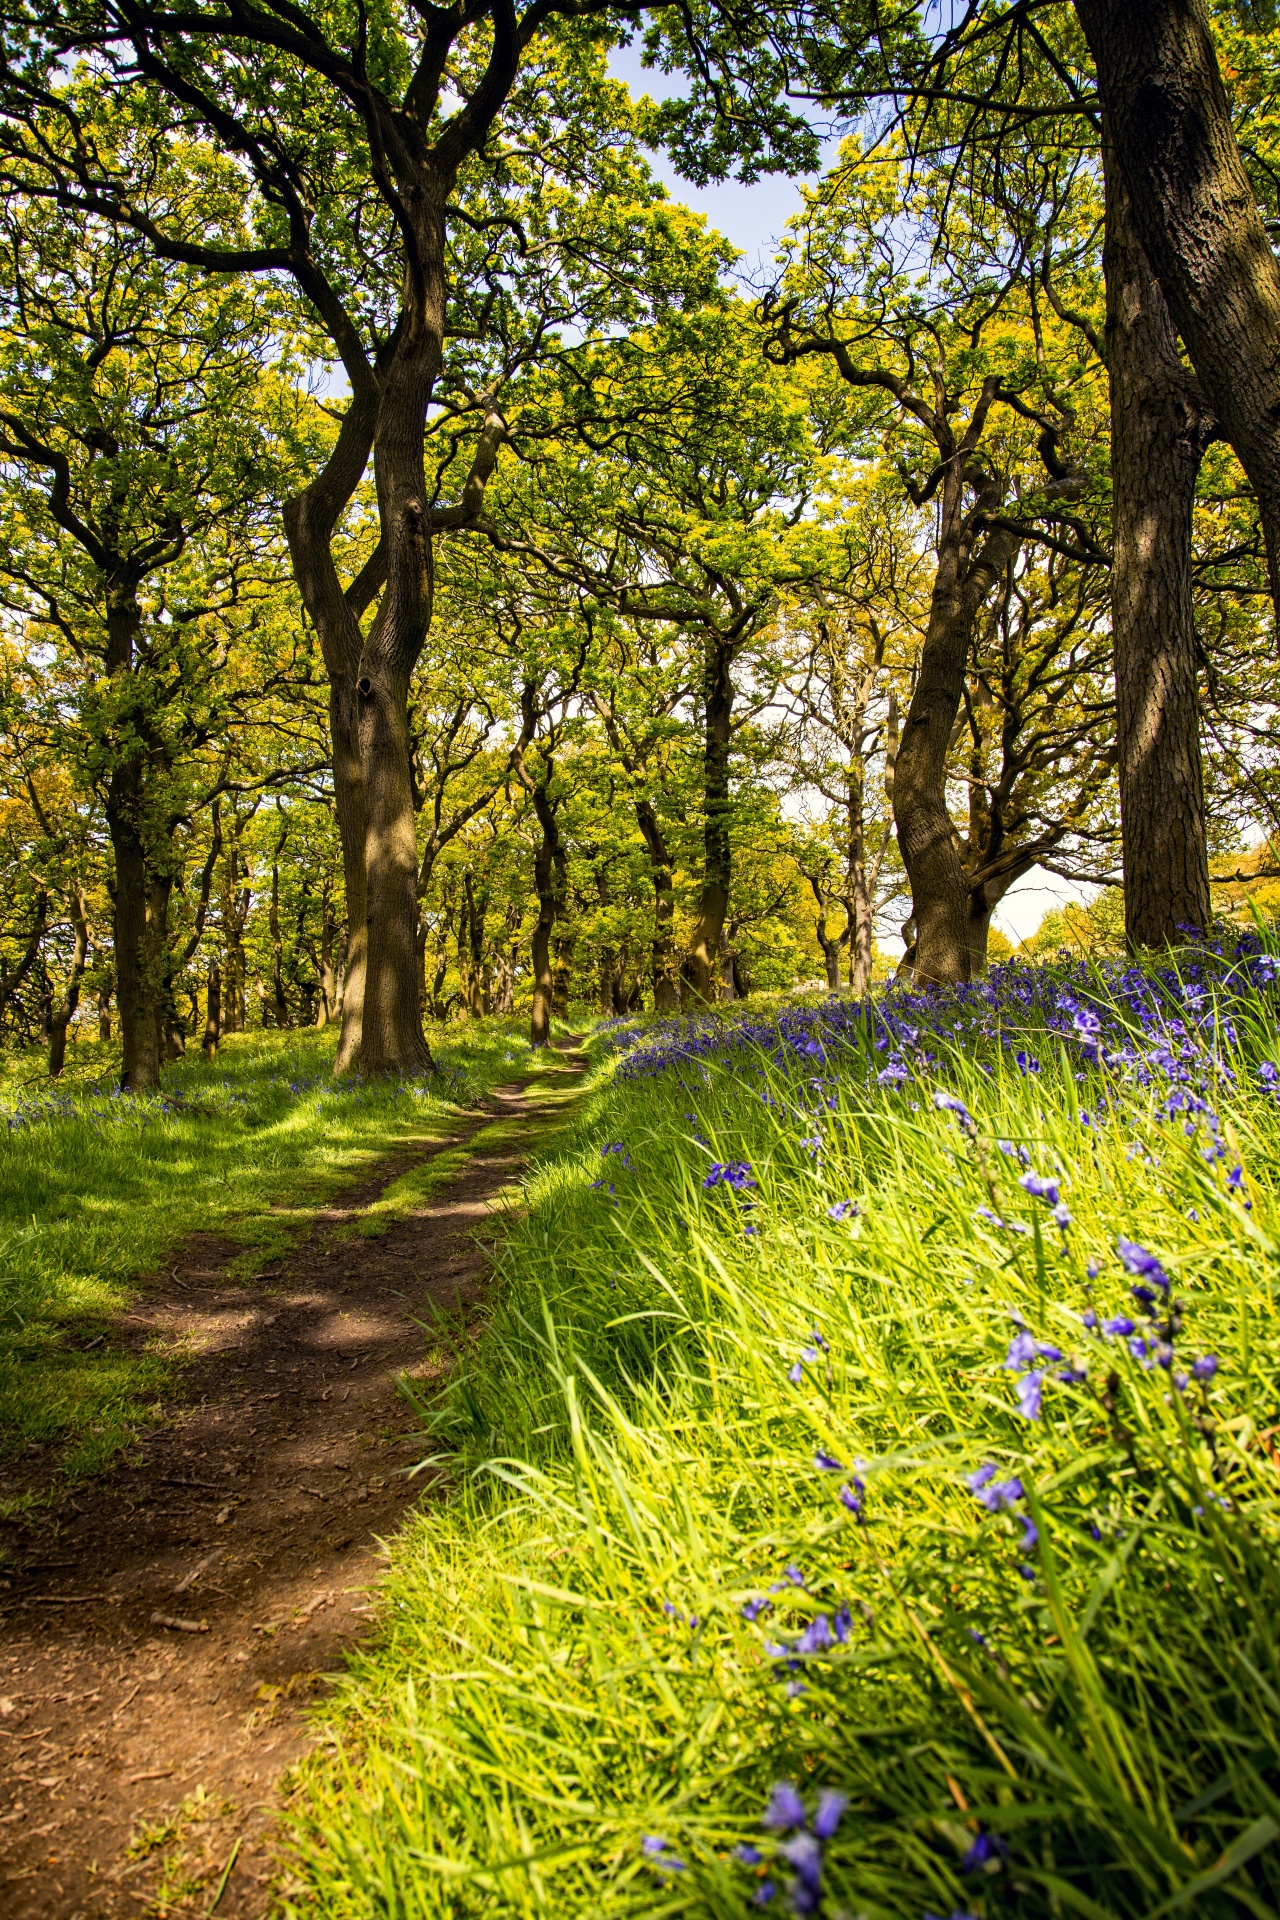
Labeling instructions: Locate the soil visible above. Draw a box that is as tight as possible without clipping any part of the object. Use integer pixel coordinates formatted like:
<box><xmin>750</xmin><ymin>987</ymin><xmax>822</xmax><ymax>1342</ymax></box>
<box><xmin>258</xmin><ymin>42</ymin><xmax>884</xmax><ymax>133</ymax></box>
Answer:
<box><xmin>0</xmin><ymin>1044</ymin><xmax>586</xmax><ymax>1919</ymax></box>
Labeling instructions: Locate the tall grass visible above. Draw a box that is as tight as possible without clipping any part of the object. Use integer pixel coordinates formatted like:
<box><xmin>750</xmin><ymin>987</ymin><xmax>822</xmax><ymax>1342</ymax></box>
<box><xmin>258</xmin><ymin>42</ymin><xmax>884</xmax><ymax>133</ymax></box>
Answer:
<box><xmin>286</xmin><ymin>944</ymin><xmax>1280</xmax><ymax>1918</ymax></box>
<box><xmin>0</xmin><ymin>1023</ymin><xmax>534</xmax><ymax>1505</ymax></box>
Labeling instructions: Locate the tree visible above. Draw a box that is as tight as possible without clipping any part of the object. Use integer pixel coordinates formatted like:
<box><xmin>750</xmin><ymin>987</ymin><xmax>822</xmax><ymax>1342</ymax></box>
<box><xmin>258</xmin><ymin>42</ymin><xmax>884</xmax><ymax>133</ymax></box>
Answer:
<box><xmin>0</xmin><ymin>192</ymin><xmax>308</xmax><ymax>1086</ymax></box>
<box><xmin>0</xmin><ymin>4</ymin><xmax>812</xmax><ymax>1074</ymax></box>
<box><xmin>770</xmin><ymin>137</ymin><xmax>1103</xmax><ymax>983</ymax></box>
<box><xmin>1074</xmin><ymin>0</ymin><xmax>1280</xmax><ymax>632</ymax></box>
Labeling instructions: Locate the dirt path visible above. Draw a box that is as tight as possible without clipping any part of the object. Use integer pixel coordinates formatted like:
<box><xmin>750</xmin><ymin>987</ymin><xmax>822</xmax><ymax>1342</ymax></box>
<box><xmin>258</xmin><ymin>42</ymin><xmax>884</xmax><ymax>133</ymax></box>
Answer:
<box><xmin>0</xmin><ymin>1045</ymin><xmax>586</xmax><ymax>1919</ymax></box>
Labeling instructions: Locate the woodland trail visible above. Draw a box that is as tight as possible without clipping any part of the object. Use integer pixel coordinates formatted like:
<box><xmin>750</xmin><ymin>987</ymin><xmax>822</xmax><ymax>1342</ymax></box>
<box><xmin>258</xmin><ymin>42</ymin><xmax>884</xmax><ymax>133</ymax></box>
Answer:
<box><xmin>0</xmin><ymin>1041</ymin><xmax>588</xmax><ymax>1920</ymax></box>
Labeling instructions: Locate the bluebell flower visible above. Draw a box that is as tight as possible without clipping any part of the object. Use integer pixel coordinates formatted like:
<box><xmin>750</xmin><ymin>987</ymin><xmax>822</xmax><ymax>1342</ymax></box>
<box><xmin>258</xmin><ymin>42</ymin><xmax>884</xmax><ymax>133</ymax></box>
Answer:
<box><xmin>787</xmin><ymin>1361</ymin><xmax>803</xmax><ymax>1385</ymax></box>
<box><xmin>814</xmin><ymin>1450</ymin><xmax>843</xmax><ymax>1473</ymax></box>
<box><xmin>796</xmin><ymin>1615</ymin><xmax>833</xmax><ymax>1655</ymax></box>
<box><xmin>1102</xmin><ymin>1316</ymin><xmax>1135</xmax><ymax>1337</ymax></box>
<box><xmin>742</xmin><ymin>1597</ymin><xmax>771</xmax><ymax>1622</ymax></box>
<box><xmin>735</xmin><ymin>1844</ymin><xmax>762</xmax><ymax>1866</ymax></box>
<box><xmin>763</xmin><ymin>1783</ymin><xmax>806</xmax><ymax>1831</ymax></box>
<box><xmin>1082</xmin><ymin>1309</ymin><xmax>1099</xmax><ymax>1331</ymax></box>
<box><xmin>1004</xmin><ymin>1328</ymin><xmax>1036</xmax><ymax>1369</ymax></box>
<box><xmin>965</xmin><ymin>1463</ymin><xmax>996</xmax><ymax>1493</ymax></box>
<box><xmin>810</xmin><ymin>1328</ymin><xmax>830</xmax><ymax>1352</ymax></box>
<box><xmin>827</xmin><ymin>1198</ymin><xmax>858</xmax><ymax>1220</ymax></box>
<box><xmin>1019</xmin><ymin>1171</ymin><xmax>1060</xmax><ymax>1205</ymax></box>
<box><xmin>703</xmin><ymin>1161</ymin><xmax>757</xmax><ymax>1192</ymax></box>
<box><xmin>1051</xmin><ymin>1202</ymin><xmax>1072</xmax><ymax>1230</ymax></box>
<box><xmin>1016</xmin><ymin>1371</ymin><xmax>1044</xmax><ymax>1420</ymax></box>
<box><xmin>877</xmin><ymin>1061</ymin><xmax>909</xmax><ymax>1087</ymax></box>
<box><xmin>839</xmin><ymin>1482</ymin><xmax>865</xmax><ymax>1519</ymax></box>
<box><xmin>833</xmin><ymin>1604</ymin><xmax>852</xmax><ymax>1641</ymax></box>
<box><xmin>752</xmin><ymin>1881</ymin><xmax>776</xmax><ymax>1906</ymax></box>
<box><xmin>1117</xmin><ymin>1237</ymin><xmax>1171</xmax><ymax>1292</ymax></box>
<box><xmin>641</xmin><ymin>1836</ymin><xmax>684</xmax><ymax>1873</ymax></box>
<box><xmin>812</xmin><ymin>1790</ymin><xmax>847</xmax><ymax>1840</ymax></box>
<box><xmin>962</xmin><ymin>1832</ymin><xmax>1007</xmax><ymax>1872</ymax></box>
<box><xmin>1192</xmin><ymin>1354</ymin><xmax>1219</xmax><ymax>1381</ymax></box>
<box><xmin>1020</xmin><ymin>1514</ymin><xmax>1038</xmax><ymax>1550</ymax></box>
<box><xmin>781</xmin><ymin>1831</ymin><xmax>823</xmax><ymax>1895</ymax></box>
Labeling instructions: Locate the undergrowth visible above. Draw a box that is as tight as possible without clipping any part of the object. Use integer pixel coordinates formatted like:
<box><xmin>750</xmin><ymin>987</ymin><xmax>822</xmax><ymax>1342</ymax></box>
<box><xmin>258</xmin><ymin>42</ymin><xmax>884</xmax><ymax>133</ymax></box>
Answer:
<box><xmin>0</xmin><ymin>1021</ymin><xmax>535</xmax><ymax>1508</ymax></box>
<box><xmin>287</xmin><ymin>941</ymin><xmax>1280</xmax><ymax>1918</ymax></box>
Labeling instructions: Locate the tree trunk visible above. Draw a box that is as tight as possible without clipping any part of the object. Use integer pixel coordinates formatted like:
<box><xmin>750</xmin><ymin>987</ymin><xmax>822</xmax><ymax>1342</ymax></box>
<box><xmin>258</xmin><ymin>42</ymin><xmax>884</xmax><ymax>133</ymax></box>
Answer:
<box><xmin>463</xmin><ymin>871</ymin><xmax>490</xmax><ymax>1017</ymax></box>
<box><xmin>1076</xmin><ymin>0</ymin><xmax>1280</xmax><ymax>628</ymax></box>
<box><xmin>47</xmin><ymin>890</ymin><xmax>89</xmax><ymax>1079</ymax></box>
<box><xmin>316</xmin><ymin>898</ymin><xmax>338</xmax><ymax>1026</ymax></box>
<box><xmin>98</xmin><ymin>987</ymin><xmax>112</xmax><ymax>1042</ymax></box>
<box><xmin>684</xmin><ymin>636</ymin><xmax>735</xmax><ymax>1004</ymax></box>
<box><xmin>203</xmin><ymin>958</ymin><xmax>221</xmax><ymax>1059</ymax></box>
<box><xmin>894</xmin><ymin>475</ymin><xmax>1020</xmax><ymax>986</ymax></box>
<box><xmin>108</xmin><ymin>779</ymin><xmax>164</xmax><ymax>1091</ymax></box>
<box><xmin>269</xmin><ymin>850</ymin><xmax>291</xmax><ymax>1027</ymax></box>
<box><xmin>530</xmin><ymin>833</ymin><xmax>556</xmax><ymax>1050</ymax></box>
<box><xmin>636</xmin><ymin>799</ymin><xmax>679</xmax><ymax>1011</ymax></box>
<box><xmin>1102</xmin><ymin>123</ymin><xmax>1213</xmax><ymax>945</ymax></box>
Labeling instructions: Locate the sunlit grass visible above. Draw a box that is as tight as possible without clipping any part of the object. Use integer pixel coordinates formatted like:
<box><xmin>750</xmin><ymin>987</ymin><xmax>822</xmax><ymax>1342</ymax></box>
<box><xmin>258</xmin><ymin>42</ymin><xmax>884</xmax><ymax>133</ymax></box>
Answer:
<box><xmin>0</xmin><ymin>1021</ymin><xmax>538</xmax><ymax>1515</ymax></box>
<box><xmin>285</xmin><ymin>950</ymin><xmax>1280</xmax><ymax>1918</ymax></box>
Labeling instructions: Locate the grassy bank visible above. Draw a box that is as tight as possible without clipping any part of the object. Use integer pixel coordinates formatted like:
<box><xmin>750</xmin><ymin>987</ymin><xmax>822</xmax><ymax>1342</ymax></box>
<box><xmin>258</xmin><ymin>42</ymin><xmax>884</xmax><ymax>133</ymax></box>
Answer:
<box><xmin>0</xmin><ymin>1023</ymin><xmax>537</xmax><ymax>1512</ymax></box>
<box><xmin>286</xmin><ymin>944</ymin><xmax>1280</xmax><ymax>1918</ymax></box>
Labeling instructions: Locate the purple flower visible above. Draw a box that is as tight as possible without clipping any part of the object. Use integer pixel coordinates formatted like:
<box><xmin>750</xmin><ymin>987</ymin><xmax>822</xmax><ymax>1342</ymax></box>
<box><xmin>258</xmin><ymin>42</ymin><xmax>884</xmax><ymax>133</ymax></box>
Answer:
<box><xmin>833</xmin><ymin>1604</ymin><xmax>852</xmax><ymax>1642</ymax></box>
<box><xmin>763</xmin><ymin>1783</ymin><xmax>806</xmax><ymax>1832</ymax></box>
<box><xmin>1082</xmin><ymin>1309</ymin><xmax>1099</xmax><ymax>1331</ymax></box>
<box><xmin>781</xmin><ymin>1830</ymin><xmax>823</xmax><ymax>1893</ymax></box>
<box><xmin>1192</xmin><ymin>1354</ymin><xmax>1219</xmax><ymax>1381</ymax></box>
<box><xmin>965</xmin><ymin>1463</ymin><xmax>997</xmax><ymax>1493</ymax></box>
<box><xmin>1020</xmin><ymin>1514</ymin><xmax>1038</xmax><ymax>1550</ymax></box>
<box><xmin>1117</xmin><ymin>1237</ymin><xmax>1171</xmax><ymax>1292</ymax></box>
<box><xmin>703</xmin><ymin>1161</ymin><xmax>757</xmax><ymax>1192</ymax></box>
<box><xmin>752</xmin><ymin>1881</ymin><xmax>776</xmax><ymax>1906</ymax></box>
<box><xmin>962</xmin><ymin>1832</ymin><xmax>1008</xmax><ymax>1872</ymax></box>
<box><xmin>839</xmin><ymin>1482</ymin><xmax>865</xmax><ymax>1518</ymax></box>
<box><xmin>1016</xmin><ymin>1370</ymin><xmax>1044</xmax><ymax>1420</ymax></box>
<box><xmin>812</xmin><ymin>1790</ymin><xmax>847</xmax><ymax>1839</ymax></box>
<box><xmin>735</xmin><ymin>1844</ymin><xmax>763</xmax><ymax>1866</ymax></box>
<box><xmin>1019</xmin><ymin>1171</ymin><xmax>1060</xmax><ymax>1205</ymax></box>
<box><xmin>814</xmin><ymin>1450</ymin><xmax>843</xmax><ymax>1473</ymax></box>
<box><xmin>787</xmin><ymin>1361</ymin><xmax>803</xmax><ymax>1385</ymax></box>
<box><xmin>742</xmin><ymin>1597</ymin><xmax>772</xmax><ymax>1622</ymax></box>
<box><xmin>1102</xmin><ymin>1316</ymin><xmax>1135</xmax><ymax>1337</ymax></box>
<box><xmin>877</xmin><ymin>1061</ymin><xmax>909</xmax><ymax>1087</ymax></box>
<box><xmin>796</xmin><ymin>1615</ymin><xmax>833</xmax><ymax>1655</ymax></box>
<box><xmin>641</xmin><ymin>1836</ymin><xmax>684</xmax><ymax>1873</ymax></box>
<box><xmin>827</xmin><ymin>1198</ymin><xmax>858</xmax><ymax>1220</ymax></box>
<box><xmin>972</xmin><ymin>1475</ymin><xmax>1023</xmax><ymax>1513</ymax></box>
<box><xmin>1051</xmin><ymin>1202</ymin><xmax>1072</xmax><ymax>1230</ymax></box>
<box><xmin>1004</xmin><ymin>1328</ymin><xmax>1036</xmax><ymax>1369</ymax></box>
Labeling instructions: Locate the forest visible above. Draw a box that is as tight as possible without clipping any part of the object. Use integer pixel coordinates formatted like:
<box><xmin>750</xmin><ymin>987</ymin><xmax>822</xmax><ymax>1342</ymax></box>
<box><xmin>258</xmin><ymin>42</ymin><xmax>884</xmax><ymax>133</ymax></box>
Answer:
<box><xmin>1</xmin><ymin>2</ymin><xmax>1280</xmax><ymax>1918</ymax></box>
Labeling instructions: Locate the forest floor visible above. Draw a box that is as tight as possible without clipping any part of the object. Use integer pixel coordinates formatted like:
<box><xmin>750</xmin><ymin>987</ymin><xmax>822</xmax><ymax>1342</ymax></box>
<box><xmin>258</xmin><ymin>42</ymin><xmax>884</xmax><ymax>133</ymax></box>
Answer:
<box><xmin>0</xmin><ymin>1039</ymin><xmax>588</xmax><ymax>1920</ymax></box>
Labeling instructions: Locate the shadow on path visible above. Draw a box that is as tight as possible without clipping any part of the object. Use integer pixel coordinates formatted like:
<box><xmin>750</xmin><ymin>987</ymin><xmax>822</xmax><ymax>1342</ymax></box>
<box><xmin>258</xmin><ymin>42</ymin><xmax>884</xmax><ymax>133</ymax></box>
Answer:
<box><xmin>0</xmin><ymin>1043</ymin><xmax>587</xmax><ymax>1919</ymax></box>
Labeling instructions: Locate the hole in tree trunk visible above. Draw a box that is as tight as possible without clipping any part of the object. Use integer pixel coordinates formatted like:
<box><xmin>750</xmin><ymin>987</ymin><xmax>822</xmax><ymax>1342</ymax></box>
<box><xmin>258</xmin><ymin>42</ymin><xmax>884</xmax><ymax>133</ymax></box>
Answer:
<box><xmin>356</xmin><ymin>675</ymin><xmax>373</xmax><ymax>698</ymax></box>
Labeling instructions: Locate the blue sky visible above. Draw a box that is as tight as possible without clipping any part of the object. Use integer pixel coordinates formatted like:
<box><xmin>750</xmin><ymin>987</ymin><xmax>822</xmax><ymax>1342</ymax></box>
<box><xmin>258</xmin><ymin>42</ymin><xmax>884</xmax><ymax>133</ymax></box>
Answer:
<box><xmin>606</xmin><ymin>42</ymin><xmax>838</xmax><ymax>275</ymax></box>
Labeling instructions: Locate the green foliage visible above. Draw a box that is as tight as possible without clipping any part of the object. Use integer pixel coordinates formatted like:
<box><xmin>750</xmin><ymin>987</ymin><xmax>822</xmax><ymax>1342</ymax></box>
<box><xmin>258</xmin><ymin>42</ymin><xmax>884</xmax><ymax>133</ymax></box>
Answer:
<box><xmin>285</xmin><ymin>969</ymin><xmax>1280</xmax><ymax>1917</ymax></box>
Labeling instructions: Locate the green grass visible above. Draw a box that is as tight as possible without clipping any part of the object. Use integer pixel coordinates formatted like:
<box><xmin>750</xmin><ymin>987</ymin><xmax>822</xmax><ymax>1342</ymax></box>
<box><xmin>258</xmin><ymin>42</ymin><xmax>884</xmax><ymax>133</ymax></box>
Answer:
<box><xmin>0</xmin><ymin>1021</ymin><xmax>540</xmax><ymax>1515</ymax></box>
<box><xmin>283</xmin><ymin>959</ymin><xmax>1280</xmax><ymax>1919</ymax></box>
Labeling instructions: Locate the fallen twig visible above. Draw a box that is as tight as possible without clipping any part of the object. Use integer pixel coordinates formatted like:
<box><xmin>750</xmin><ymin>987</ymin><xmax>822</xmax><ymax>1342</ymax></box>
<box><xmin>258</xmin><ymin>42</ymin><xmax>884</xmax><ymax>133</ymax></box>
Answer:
<box><xmin>149</xmin><ymin>1611</ymin><xmax>209</xmax><ymax>1634</ymax></box>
